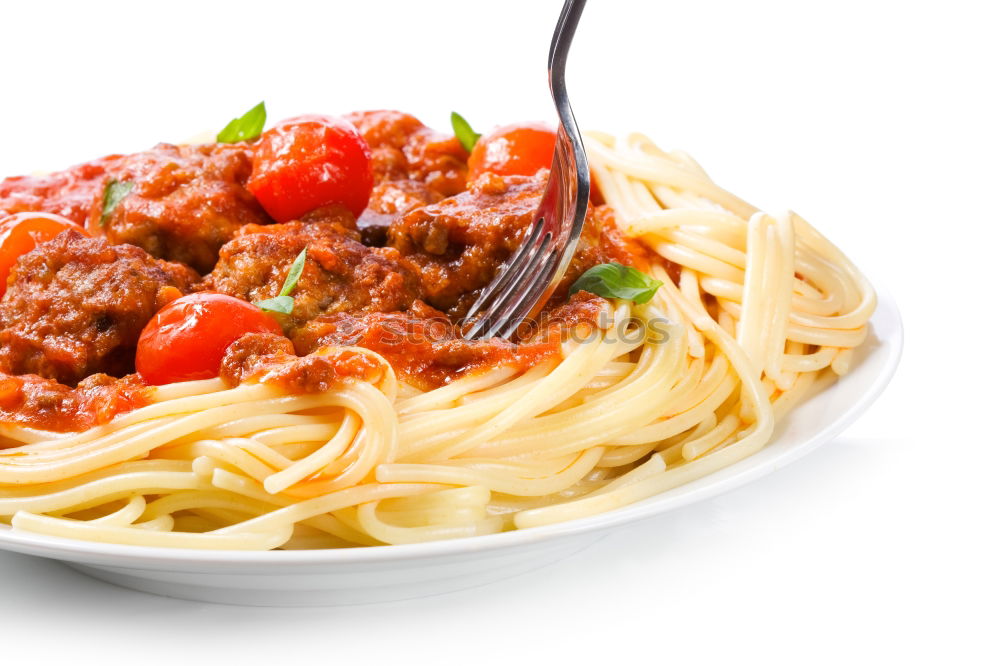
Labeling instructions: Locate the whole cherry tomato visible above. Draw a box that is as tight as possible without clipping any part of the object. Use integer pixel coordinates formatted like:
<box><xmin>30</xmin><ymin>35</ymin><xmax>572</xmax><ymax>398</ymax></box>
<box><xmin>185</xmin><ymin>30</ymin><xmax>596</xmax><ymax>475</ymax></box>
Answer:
<box><xmin>0</xmin><ymin>213</ymin><xmax>89</xmax><ymax>296</ymax></box>
<box><xmin>248</xmin><ymin>114</ymin><xmax>374</xmax><ymax>222</ymax></box>
<box><xmin>467</xmin><ymin>122</ymin><xmax>557</xmax><ymax>181</ymax></box>
<box><xmin>136</xmin><ymin>292</ymin><xmax>283</xmax><ymax>385</ymax></box>
<box><xmin>466</xmin><ymin>122</ymin><xmax>603</xmax><ymax>203</ymax></box>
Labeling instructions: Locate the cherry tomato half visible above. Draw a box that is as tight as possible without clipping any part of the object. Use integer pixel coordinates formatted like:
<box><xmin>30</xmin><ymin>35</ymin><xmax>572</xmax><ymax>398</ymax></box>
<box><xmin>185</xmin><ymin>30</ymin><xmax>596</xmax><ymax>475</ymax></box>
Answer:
<box><xmin>0</xmin><ymin>213</ymin><xmax>89</xmax><ymax>296</ymax></box>
<box><xmin>468</xmin><ymin>122</ymin><xmax>557</xmax><ymax>181</ymax></box>
<box><xmin>248</xmin><ymin>114</ymin><xmax>374</xmax><ymax>222</ymax></box>
<box><xmin>136</xmin><ymin>292</ymin><xmax>283</xmax><ymax>385</ymax></box>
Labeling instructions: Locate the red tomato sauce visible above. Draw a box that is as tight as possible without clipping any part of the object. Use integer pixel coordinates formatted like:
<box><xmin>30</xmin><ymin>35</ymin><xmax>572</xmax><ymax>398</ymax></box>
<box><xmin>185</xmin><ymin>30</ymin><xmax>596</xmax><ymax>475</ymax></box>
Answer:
<box><xmin>308</xmin><ymin>312</ymin><xmax>561</xmax><ymax>390</ymax></box>
<box><xmin>291</xmin><ymin>292</ymin><xmax>609</xmax><ymax>390</ymax></box>
<box><xmin>0</xmin><ymin>372</ymin><xmax>151</xmax><ymax>435</ymax></box>
<box><xmin>220</xmin><ymin>333</ymin><xmax>383</xmax><ymax>392</ymax></box>
<box><xmin>0</xmin><ymin>156</ymin><xmax>119</xmax><ymax>225</ymax></box>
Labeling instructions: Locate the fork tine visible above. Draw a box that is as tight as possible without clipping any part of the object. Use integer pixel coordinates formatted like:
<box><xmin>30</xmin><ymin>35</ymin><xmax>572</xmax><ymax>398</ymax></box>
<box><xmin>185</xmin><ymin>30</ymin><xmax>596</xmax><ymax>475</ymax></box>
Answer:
<box><xmin>496</xmin><ymin>252</ymin><xmax>560</xmax><ymax>340</ymax></box>
<box><xmin>464</xmin><ymin>217</ymin><xmax>545</xmax><ymax>323</ymax></box>
<box><xmin>476</xmin><ymin>233</ymin><xmax>552</xmax><ymax>337</ymax></box>
<box><xmin>465</xmin><ymin>230</ymin><xmax>552</xmax><ymax>340</ymax></box>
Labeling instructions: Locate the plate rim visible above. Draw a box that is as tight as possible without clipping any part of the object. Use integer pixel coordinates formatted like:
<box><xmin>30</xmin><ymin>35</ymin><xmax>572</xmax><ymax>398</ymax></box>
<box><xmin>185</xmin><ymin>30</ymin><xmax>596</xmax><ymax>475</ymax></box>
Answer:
<box><xmin>0</xmin><ymin>286</ymin><xmax>903</xmax><ymax>569</ymax></box>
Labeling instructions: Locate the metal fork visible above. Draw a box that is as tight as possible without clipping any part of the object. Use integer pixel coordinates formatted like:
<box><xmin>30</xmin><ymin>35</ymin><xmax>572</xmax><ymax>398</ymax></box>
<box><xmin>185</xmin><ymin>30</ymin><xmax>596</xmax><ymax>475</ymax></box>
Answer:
<box><xmin>462</xmin><ymin>0</ymin><xmax>590</xmax><ymax>341</ymax></box>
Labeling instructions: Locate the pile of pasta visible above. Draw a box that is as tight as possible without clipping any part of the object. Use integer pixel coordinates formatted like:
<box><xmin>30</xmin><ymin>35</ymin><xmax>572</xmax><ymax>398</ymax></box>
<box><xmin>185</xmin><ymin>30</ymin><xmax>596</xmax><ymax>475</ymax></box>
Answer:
<box><xmin>0</xmin><ymin>132</ymin><xmax>875</xmax><ymax>549</ymax></box>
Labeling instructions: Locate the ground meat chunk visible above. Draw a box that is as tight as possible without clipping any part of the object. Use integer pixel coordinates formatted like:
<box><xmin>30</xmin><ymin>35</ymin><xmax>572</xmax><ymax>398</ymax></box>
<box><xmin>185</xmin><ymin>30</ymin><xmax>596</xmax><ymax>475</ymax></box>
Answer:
<box><xmin>203</xmin><ymin>219</ymin><xmax>422</xmax><ymax>331</ymax></box>
<box><xmin>0</xmin><ymin>231</ymin><xmax>198</xmax><ymax>385</ymax></box>
<box><xmin>387</xmin><ymin>171</ymin><xmax>648</xmax><ymax>318</ymax></box>
<box><xmin>100</xmin><ymin>143</ymin><xmax>271</xmax><ymax>273</ymax></box>
<box><xmin>345</xmin><ymin>110</ymin><xmax>469</xmax><ymax>198</ymax></box>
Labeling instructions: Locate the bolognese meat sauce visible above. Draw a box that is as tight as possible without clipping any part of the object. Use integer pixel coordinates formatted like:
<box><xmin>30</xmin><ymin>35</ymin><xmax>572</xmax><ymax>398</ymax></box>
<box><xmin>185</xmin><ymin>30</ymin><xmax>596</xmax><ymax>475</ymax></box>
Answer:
<box><xmin>290</xmin><ymin>310</ymin><xmax>557</xmax><ymax>390</ymax></box>
<box><xmin>0</xmin><ymin>231</ymin><xmax>197</xmax><ymax>385</ymax></box>
<box><xmin>98</xmin><ymin>143</ymin><xmax>271</xmax><ymax>273</ymax></box>
<box><xmin>345</xmin><ymin>110</ymin><xmax>468</xmax><ymax>199</ymax></box>
<box><xmin>0</xmin><ymin>372</ymin><xmax>150</xmax><ymax>432</ymax></box>
<box><xmin>220</xmin><ymin>332</ymin><xmax>383</xmax><ymax>392</ymax></box>
<box><xmin>358</xmin><ymin>180</ymin><xmax>443</xmax><ymax>246</ymax></box>
<box><xmin>291</xmin><ymin>291</ymin><xmax>610</xmax><ymax>390</ymax></box>
<box><xmin>0</xmin><ymin>107</ymin><xmax>653</xmax><ymax>432</ymax></box>
<box><xmin>1</xmin><ymin>144</ymin><xmax>270</xmax><ymax>275</ymax></box>
<box><xmin>388</xmin><ymin>171</ymin><xmax>643</xmax><ymax>317</ymax></box>
<box><xmin>347</xmin><ymin>110</ymin><xmax>469</xmax><ymax>246</ymax></box>
<box><xmin>387</xmin><ymin>172</ymin><xmax>547</xmax><ymax>316</ymax></box>
<box><xmin>204</xmin><ymin>218</ymin><xmax>422</xmax><ymax>330</ymax></box>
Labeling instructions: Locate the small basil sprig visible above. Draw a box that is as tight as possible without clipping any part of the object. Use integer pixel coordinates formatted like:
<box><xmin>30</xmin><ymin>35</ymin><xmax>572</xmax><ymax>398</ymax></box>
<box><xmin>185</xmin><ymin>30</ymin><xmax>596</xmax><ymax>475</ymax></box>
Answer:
<box><xmin>99</xmin><ymin>180</ymin><xmax>134</xmax><ymax>226</ymax></box>
<box><xmin>255</xmin><ymin>249</ymin><xmax>307</xmax><ymax>315</ymax></box>
<box><xmin>217</xmin><ymin>101</ymin><xmax>267</xmax><ymax>143</ymax></box>
<box><xmin>569</xmin><ymin>262</ymin><xmax>663</xmax><ymax>304</ymax></box>
<box><xmin>451</xmin><ymin>111</ymin><xmax>480</xmax><ymax>152</ymax></box>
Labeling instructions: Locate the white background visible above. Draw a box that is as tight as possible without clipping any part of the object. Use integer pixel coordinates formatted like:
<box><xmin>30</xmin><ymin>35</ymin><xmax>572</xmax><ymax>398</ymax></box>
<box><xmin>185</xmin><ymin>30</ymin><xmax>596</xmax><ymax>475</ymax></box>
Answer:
<box><xmin>1</xmin><ymin>0</ymin><xmax>997</xmax><ymax>663</ymax></box>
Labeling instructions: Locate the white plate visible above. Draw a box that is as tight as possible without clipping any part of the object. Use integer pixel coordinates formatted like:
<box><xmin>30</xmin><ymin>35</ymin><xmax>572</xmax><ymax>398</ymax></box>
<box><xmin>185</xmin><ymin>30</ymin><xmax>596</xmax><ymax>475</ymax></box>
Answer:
<box><xmin>0</xmin><ymin>290</ymin><xmax>902</xmax><ymax>607</ymax></box>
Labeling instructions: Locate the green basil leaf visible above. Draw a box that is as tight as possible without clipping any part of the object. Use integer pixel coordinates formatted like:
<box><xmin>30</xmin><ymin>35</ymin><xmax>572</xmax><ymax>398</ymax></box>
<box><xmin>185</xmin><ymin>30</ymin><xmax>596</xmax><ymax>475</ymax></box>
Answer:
<box><xmin>217</xmin><ymin>101</ymin><xmax>267</xmax><ymax>143</ymax></box>
<box><xmin>451</xmin><ymin>111</ymin><xmax>480</xmax><ymax>152</ymax></box>
<box><xmin>569</xmin><ymin>262</ymin><xmax>664</xmax><ymax>305</ymax></box>
<box><xmin>254</xmin><ymin>249</ymin><xmax>306</xmax><ymax>316</ymax></box>
<box><xmin>254</xmin><ymin>295</ymin><xmax>294</xmax><ymax>315</ymax></box>
<box><xmin>278</xmin><ymin>249</ymin><xmax>307</xmax><ymax>297</ymax></box>
<box><xmin>99</xmin><ymin>180</ymin><xmax>134</xmax><ymax>226</ymax></box>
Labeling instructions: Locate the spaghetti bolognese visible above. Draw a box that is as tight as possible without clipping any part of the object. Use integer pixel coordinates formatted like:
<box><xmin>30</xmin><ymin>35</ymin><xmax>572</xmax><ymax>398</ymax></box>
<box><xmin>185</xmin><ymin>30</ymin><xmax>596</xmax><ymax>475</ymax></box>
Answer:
<box><xmin>0</xmin><ymin>106</ymin><xmax>874</xmax><ymax>549</ymax></box>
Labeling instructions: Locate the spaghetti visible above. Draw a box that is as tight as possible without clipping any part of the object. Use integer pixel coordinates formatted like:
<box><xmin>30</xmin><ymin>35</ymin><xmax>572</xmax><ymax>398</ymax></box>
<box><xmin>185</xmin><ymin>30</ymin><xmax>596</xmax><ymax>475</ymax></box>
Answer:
<box><xmin>0</xmin><ymin>130</ymin><xmax>875</xmax><ymax>550</ymax></box>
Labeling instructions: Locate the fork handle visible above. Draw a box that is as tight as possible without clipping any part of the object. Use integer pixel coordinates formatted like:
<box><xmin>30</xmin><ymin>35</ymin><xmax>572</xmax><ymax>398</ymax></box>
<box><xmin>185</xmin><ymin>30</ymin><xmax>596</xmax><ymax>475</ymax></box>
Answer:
<box><xmin>548</xmin><ymin>0</ymin><xmax>590</xmax><ymax>245</ymax></box>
